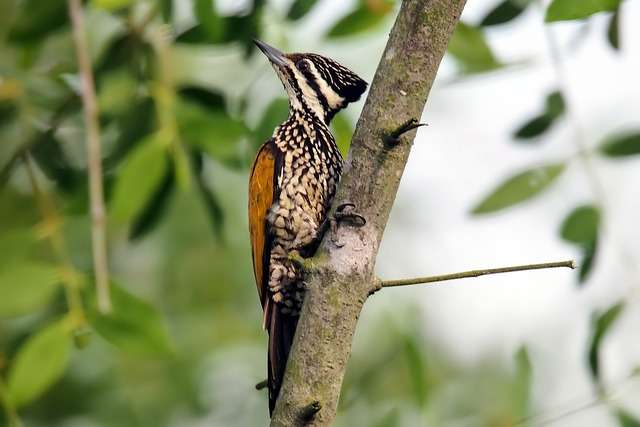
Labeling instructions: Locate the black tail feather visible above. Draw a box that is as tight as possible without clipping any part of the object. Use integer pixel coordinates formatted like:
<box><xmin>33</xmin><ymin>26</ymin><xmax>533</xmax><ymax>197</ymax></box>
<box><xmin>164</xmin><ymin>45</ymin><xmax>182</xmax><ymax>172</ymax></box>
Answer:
<box><xmin>267</xmin><ymin>305</ymin><xmax>299</xmax><ymax>415</ymax></box>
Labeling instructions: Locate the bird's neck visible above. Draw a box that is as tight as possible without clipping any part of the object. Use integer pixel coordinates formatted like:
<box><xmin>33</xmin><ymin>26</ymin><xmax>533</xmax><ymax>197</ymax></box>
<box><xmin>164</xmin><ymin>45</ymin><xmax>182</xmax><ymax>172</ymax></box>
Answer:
<box><xmin>288</xmin><ymin>107</ymin><xmax>330</xmax><ymax>131</ymax></box>
<box><xmin>289</xmin><ymin>96</ymin><xmax>335</xmax><ymax>126</ymax></box>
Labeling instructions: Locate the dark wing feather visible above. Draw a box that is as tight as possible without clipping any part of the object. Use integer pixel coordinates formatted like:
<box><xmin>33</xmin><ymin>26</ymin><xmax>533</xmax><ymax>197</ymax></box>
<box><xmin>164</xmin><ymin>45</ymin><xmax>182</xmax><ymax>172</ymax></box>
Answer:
<box><xmin>267</xmin><ymin>303</ymin><xmax>298</xmax><ymax>414</ymax></box>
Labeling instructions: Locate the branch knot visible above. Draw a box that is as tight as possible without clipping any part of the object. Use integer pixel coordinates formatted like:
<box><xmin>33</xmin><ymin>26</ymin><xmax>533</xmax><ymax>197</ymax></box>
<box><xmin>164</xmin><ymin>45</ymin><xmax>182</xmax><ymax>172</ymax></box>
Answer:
<box><xmin>383</xmin><ymin>118</ymin><xmax>428</xmax><ymax>146</ymax></box>
<box><xmin>301</xmin><ymin>400</ymin><xmax>322</xmax><ymax>422</ymax></box>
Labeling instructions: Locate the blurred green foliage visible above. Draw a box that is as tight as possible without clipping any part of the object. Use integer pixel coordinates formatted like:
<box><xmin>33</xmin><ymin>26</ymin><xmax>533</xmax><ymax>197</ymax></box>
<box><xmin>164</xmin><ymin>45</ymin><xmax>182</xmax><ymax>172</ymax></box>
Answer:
<box><xmin>545</xmin><ymin>0</ymin><xmax>621</xmax><ymax>22</ymax></box>
<box><xmin>480</xmin><ymin>0</ymin><xmax>532</xmax><ymax>26</ymax></box>
<box><xmin>588</xmin><ymin>302</ymin><xmax>624</xmax><ymax>390</ymax></box>
<box><xmin>471</xmin><ymin>163</ymin><xmax>566</xmax><ymax>214</ymax></box>
<box><xmin>0</xmin><ymin>0</ymin><xmax>638</xmax><ymax>426</ymax></box>
<box><xmin>448</xmin><ymin>21</ymin><xmax>502</xmax><ymax>74</ymax></box>
<box><xmin>560</xmin><ymin>205</ymin><xmax>600</xmax><ymax>283</ymax></box>
<box><xmin>513</xmin><ymin>91</ymin><xmax>565</xmax><ymax>141</ymax></box>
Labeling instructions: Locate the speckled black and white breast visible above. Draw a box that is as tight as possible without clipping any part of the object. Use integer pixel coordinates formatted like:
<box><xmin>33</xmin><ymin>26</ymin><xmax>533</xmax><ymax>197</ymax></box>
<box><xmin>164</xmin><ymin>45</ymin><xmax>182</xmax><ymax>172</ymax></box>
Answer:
<box><xmin>266</xmin><ymin>110</ymin><xmax>342</xmax><ymax>314</ymax></box>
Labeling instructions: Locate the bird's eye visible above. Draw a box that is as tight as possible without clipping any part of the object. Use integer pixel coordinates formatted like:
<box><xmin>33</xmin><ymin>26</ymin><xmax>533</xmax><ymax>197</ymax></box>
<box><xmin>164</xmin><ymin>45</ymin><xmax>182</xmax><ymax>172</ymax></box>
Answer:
<box><xmin>296</xmin><ymin>60</ymin><xmax>309</xmax><ymax>71</ymax></box>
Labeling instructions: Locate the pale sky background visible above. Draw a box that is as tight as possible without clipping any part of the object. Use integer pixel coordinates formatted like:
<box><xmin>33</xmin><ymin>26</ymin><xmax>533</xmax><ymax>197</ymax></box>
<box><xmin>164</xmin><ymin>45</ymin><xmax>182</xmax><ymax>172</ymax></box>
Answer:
<box><xmin>177</xmin><ymin>0</ymin><xmax>640</xmax><ymax>425</ymax></box>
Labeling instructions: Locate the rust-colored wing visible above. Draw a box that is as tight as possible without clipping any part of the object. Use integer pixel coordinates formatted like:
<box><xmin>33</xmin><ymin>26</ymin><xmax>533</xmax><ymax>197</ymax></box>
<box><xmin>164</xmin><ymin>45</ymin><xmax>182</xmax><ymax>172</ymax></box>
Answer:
<box><xmin>249</xmin><ymin>140</ymin><xmax>292</xmax><ymax>415</ymax></box>
<box><xmin>248</xmin><ymin>140</ymin><xmax>277</xmax><ymax>307</ymax></box>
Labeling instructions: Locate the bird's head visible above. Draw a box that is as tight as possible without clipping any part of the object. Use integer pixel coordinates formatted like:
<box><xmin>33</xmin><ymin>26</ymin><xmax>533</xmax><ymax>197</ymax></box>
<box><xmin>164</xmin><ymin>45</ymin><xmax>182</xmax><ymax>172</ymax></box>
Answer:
<box><xmin>254</xmin><ymin>39</ymin><xmax>368</xmax><ymax>124</ymax></box>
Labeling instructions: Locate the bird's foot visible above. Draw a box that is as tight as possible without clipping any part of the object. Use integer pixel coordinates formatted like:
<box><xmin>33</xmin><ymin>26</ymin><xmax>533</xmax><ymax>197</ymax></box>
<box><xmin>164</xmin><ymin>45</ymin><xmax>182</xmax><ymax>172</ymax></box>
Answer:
<box><xmin>331</xmin><ymin>202</ymin><xmax>366</xmax><ymax>247</ymax></box>
<box><xmin>334</xmin><ymin>203</ymin><xmax>366</xmax><ymax>227</ymax></box>
<box><xmin>288</xmin><ymin>250</ymin><xmax>309</xmax><ymax>271</ymax></box>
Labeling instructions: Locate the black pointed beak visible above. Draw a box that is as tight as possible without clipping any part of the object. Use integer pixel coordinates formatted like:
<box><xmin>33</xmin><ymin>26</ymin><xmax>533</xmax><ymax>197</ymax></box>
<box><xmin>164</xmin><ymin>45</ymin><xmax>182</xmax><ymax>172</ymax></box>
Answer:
<box><xmin>254</xmin><ymin>39</ymin><xmax>287</xmax><ymax>66</ymax></box>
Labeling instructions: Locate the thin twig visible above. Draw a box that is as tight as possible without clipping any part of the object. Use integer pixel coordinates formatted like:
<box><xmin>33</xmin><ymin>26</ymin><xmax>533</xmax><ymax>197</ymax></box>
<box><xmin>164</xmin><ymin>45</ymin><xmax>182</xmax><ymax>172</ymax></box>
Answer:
<box><xmin>528</xmin><ymin>399</ymin><xmax>603</xmax><ymax>426</ymax></box>
<box><xmin>68</xmin><ymin>0</ymin><xmax>111</xmax><ymax>313</ymax></box>
<box><xmin>380</xmin><ymin>260</ymin><xmax>575</xmax><ymax>288</ymax></box>
<box><xmin>24</xmin><ymin>154</ymin><xmax>87</xmax><ymax>328</ymax></box>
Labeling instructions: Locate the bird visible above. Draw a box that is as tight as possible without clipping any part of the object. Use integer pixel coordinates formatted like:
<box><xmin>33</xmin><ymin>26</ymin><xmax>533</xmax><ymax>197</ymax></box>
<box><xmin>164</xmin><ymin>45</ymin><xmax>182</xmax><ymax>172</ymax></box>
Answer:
<box><xmin>248</xmin><ymin>39</ymin><xmax>367</xmax><ymax>415</ymax></box>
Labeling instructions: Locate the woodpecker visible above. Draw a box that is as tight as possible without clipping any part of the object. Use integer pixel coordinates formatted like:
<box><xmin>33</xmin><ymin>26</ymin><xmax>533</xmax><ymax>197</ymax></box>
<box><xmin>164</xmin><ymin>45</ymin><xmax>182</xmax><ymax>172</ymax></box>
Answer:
<box><xmin>248</xmin><ymin>40</ymin><xmax>367</xmax><ymax>414</ymax></box>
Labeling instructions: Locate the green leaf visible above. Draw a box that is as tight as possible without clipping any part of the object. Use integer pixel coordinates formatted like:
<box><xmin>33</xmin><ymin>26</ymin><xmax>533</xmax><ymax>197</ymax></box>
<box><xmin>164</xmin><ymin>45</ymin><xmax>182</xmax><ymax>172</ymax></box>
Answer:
<box><xmin>7</xmin><ymin>0</ymin><xmax>68</xmax><ymax>44</ymax></box>
<box><xmin>129</xmin><ymin>164</ymin><xmax>175</xmax><ymax>241</ymax></box>
<box><xmin>403</xmin><ymin>334</ymin><xmax>427</xmax><ymax>407</ymax></box>
<box><xmin>98</xmin><ymin>70</ymin><xmax>139</xmax><ymax>116</ymax></box>
<box><xmin>191</xmin><ymin>150</ymin><xmax>225</xmax><ymax>239</ymax></box>
<box><xmin>560</xmin><ymin>205</ymin><xmax>600</xmax><ymax>246</ymax></box>
<box><xmin>93</xmin><ymin>0</ymin><xmax>133</xmax><ymax>10</ymax></box>
<box><xmin>7</xmin><ymin>320</ymin><xmax>71</xmax><ymax>407</ymax></box>
<box><xmin>102</xmin><ymin>97</ymin><xmax>156</xmax><ymax>170</ymax></box>
<box><xmin>177</xmin><ymin>100</ymin><xmax>248</xmax><ymax>167</ymax></box>
<box><xmin>221</xmin><ymin>6</ymin><xmax>264</xmax><ymax>56</ymax></box>
<box><xmin>607</xmin><ymin>7</ymin><xmax>620</xmax><ymax>50</ymax></box>
<box><xmin>0</xmin><ymin>262</ymin><xmax>61</xmax><ymax>317</ymax></box>
<box><xmin>31</xmin><ymin>131</ymin><xmax>81</xmax><ymax>193</ymax></box>
<box><xmin>481</xmin><ymin>0</ymin><xmax>530</xmax><ymax>26</ymax></box>
<box><xmin>194</xmin><ymin>0</ymin><xmax>225</xmax><ymax>41</ymax></box>
<box><xmin>545</xmin><ymin>0</ymin><xmax>621</xmax><ymax>22</ymax></box>
<box><xmin>178</xmin><ymin>86</ymin><xmax>225</xmax><ymax>110</ymax></box>
<box><xmin>514</xmin><ymin>115</ymin><xmax>554</xmax><ymax>139</ymax></box>
<box><xmin>588</xmin><ymin>302</ymin><xmax>624</xmax><ymax>385</ymax></box>
<box><xmin>0</xmin><ymin>228</ymin><xmax>36</xmax><ymax>271</ymax></box>
<box><xmin>599</xmin><ymin>132</ymin><xmax>640</xmax><ymax>157</ymax></box>
<box><xmin>287</xmin><ymin>0</ymin><xmax>318</xmax><ymax>20</ymax></box>
<box><xmin>616</xmin><ymin>409</ymin><xmax>640</xmax><ymax>427</ymax></box>
<box><xmin>331</xmin><ymin>113</ymin><xmax>354</xmax><ymax>158</ymax></box>
<box><xmin>471</xmin><ymin>163</ymin><xmax>565</xmax><ymax>214</ymax></box>
<box><xmin>89</xmin><ymin>282</ymin><xmax>174</xmax><ymax>356</ymax></box>
<box><xmin>0</xmin><ymin>100</ymin><xmax>18</xmax><ymax>129</ymax></box>
<box><xmin>110</xmin><ymin>136</ymin><xmax>169</xmax><ymax>223</ymax></box>
<box><xmin>514</xmin><ymin>91</ymin><xmax>565</xmax><ymax>141</ymax></box>
<box><xmin>160</xmin><ymin>0</ymin><xmax>173</xmax><ymax>22</ymax></box>
<box><xmin>95</xmin><ymin>33</ymin><xmax>154</xmax><ymax>77</ymax></box>
<box><xmin>513</xmin><ymin>346</ymin><xmax>532</xmax><ymax>417</ymax></box>
<box><xmin>448</xmin><ymin>22</ymin><xmax>502</xmax><ymax>73</ymax></box>
<box><xmin>578</xmin><ymin>242</ymin><xmax>597</xmax><ymax>283</ymax></box>
<box><xmin>546</xmin><ymin>91</ymin><xmax>565</xmax><ymax>117</ymax></box>
<box><xmin>560</xmin><ymin>205</ymin><xmax>600</xmax><ymax>285</ymax></box>
<box><xmin>253</xmin><ymin>98</ymin><xmax>290</xmax><ymax>146</ymax></box>
<box><xmin>327</xmin><ymin>6</ymin><xmax>389</xmax><ymax>39</ymax></box>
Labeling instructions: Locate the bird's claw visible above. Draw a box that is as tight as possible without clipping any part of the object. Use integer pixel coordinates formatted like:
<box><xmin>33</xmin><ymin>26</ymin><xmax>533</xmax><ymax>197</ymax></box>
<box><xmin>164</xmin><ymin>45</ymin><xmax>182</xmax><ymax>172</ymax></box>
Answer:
<box><xmin>334</xmin><ymin>203</ymin><xmax>366</xmax><ymax>227</ymax></box>
<box><xmin>330</xmin><ymin>202</ymin><xmax>366</xmax><ymax>247</ymax></box>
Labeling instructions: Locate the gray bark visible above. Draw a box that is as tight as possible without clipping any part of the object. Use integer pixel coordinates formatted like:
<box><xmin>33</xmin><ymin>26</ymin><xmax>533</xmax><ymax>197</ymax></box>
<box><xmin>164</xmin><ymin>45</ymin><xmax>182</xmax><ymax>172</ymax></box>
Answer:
<box><xmin>270</xmin><ymin>1</ymin><xmax>467</xmax><ymax>425</ymax></box>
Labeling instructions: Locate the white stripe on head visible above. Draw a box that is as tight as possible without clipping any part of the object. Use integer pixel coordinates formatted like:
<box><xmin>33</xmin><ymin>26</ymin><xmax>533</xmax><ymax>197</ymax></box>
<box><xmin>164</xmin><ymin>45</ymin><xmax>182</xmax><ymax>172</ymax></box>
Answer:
<box><xmin>274</xmin><ymin>64</ymin><xmax>302</xmax><ymax>112</ymax></box>
<box><xmin>307</xmin><ymin>62</ymin><xmax>344</xmax><ymax>110</ymax></box>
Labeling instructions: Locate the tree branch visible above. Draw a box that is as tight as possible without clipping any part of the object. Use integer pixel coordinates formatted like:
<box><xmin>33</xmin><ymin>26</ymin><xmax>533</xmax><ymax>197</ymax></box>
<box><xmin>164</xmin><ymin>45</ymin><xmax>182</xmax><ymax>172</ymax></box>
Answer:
<box><xmin>379</xmin><ymin>260</ymin><xmax>576</xmax><ymax>288</ymax></box>
<box><xmin>68</xmin><ymin>0</ymin><xmax>111</xmax><ymax>313</ymax></box>
<box><xmin>270</xmin><ymin>1</ymin><xmax>468</xmax><ymax>425</ymax></box>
